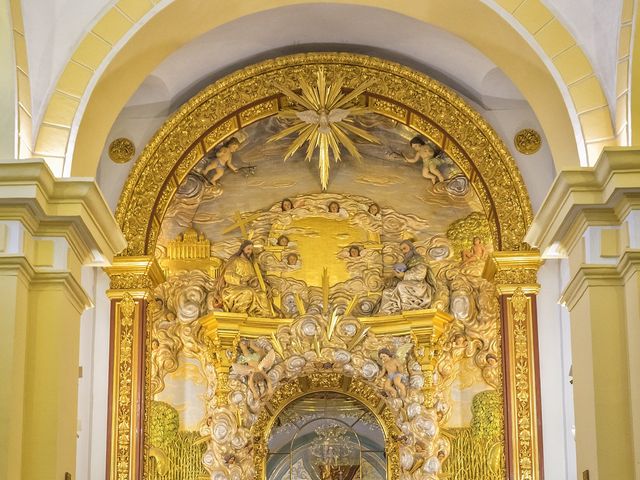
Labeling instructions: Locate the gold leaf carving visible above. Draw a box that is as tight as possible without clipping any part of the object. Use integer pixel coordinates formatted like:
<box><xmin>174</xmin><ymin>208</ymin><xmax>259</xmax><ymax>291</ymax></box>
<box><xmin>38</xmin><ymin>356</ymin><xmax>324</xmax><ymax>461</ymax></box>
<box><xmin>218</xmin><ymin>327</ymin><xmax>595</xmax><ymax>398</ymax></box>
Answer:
<box><xmin>115</xmin><ymin>53</ymin><xmax>532</xmax><ymax>256</ymax></box>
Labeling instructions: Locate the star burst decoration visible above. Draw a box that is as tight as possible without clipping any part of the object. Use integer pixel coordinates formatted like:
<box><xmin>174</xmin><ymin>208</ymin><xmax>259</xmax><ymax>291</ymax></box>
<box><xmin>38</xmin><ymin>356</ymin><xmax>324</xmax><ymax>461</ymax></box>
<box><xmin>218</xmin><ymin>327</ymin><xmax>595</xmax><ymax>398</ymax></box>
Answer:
<box><xmin>267</xmin><ymin>69</ymin><xmax>380</xmax><ymax>190</ymax></box>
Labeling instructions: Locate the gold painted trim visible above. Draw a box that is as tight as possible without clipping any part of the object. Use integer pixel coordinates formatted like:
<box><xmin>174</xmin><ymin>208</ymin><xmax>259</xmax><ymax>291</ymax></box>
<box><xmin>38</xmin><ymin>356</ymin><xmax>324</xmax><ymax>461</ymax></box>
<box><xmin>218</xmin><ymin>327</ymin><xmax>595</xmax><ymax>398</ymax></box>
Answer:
<box><xmin>109</xmin><ymin>292</ymin><xmax>141</xmax><ymax>480</ymax></box>
<box><xmin>483</xmin><ymin>251</ymin><xmax>543</xmax><ymax>294</ymax></box>
<box><xmin>114</xmin><ymin>53</ymin><xmax>533</xmax><ymax>256</ymax></box>
<box><xmin>503</xmin><ymin>288</ymin><xmax>541</xmax><ymax>480</ymax></box>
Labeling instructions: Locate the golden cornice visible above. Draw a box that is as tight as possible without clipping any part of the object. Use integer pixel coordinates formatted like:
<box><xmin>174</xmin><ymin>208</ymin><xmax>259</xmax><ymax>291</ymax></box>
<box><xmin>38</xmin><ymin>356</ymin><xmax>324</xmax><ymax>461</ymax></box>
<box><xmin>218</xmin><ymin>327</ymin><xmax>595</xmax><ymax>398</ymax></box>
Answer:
<box><xmin>483</xmin><ymin>250</ymin><xmax>543</xmax><ymax>294</ymax></box>
<box><xmin>198</xmin><ymin>308</ymin><xmax>452</xmax><ymax>342</ymax></box>
<box><xmin>360</xmin><ymin>308</ymin><xmax>453</xmax><ymax>338</ymax></box>
<box><xmin>105</xmin><ymin>255</ymin><xmax>165</xmax><ymax>296</ymax></box>
<box><xmin>114</xmin><ymin>52</ymin><xmax>533</xmax><ymax>256</ymax></box>
<box><xmin>199</xmin><ymin>311</ymin><xmax>291</xmax><ymax>340</ymax></box>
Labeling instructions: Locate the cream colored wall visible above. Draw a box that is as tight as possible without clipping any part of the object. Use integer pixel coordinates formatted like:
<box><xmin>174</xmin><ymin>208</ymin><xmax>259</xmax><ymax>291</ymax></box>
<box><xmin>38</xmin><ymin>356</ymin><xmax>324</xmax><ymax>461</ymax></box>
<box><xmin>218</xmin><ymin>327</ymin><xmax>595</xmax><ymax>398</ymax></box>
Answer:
<box><xmin>12</xmin><ymin>0</ymin><xmax>625</xmax><ymax>176</ymax></box>
<box><xmin>622</xmin><ymin>254</ymin><xmax>640</xmax><ymax>476</ymax></box>
<box><xmin>76</xmin><ymin>267</ymin><xmax>112</xmax><ymax>480</ymax></box>
<box><xmin>0</xmin><ymin>160</ymin><xmax>126</xmax><ymax>480</ymax></box>
<box><xmin>0</xmin><ymin>253</ymin><xmax>29</xmax><ymax>480</ymax></box>
<box><xmin>527</xmin><ymin>147</ymin><xmax>640</xmax><ymax>479</ymax></box>
<box><xmin>0</xmin><ymin>0</ymin><xmax>16</xmax><ymax>158</ymax></box>
<box><xmin>536</xmin><ymin>259</ymin><xmax>577</xmax><ymax>479</ymax></box>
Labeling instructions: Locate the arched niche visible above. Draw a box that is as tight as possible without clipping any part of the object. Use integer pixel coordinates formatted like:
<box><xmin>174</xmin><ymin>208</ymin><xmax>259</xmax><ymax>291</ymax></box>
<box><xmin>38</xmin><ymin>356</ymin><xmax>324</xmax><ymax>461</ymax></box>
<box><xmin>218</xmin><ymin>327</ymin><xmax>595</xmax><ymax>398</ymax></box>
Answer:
<box><xmin>250</xmin><ymin>374</ymin><xmax>402</xmax><ymax>480</ymax></box>
<box><xmin>115</xmin><ymin>52</ymin><xmax>532</xmax><ymax>258</ymax></box>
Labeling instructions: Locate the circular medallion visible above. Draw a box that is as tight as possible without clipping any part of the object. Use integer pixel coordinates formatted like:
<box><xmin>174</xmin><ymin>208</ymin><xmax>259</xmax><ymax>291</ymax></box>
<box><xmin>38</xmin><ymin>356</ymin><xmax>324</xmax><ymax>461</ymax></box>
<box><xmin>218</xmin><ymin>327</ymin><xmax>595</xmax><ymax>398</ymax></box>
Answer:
<box><xmin>514</xmin><ymin>129</ymin><xmax>542</xmax><ymax>155</ymax></box>
<box><xmin>108</xmin><ymin>137</ymin><xmax>136</xmax><ymax>163</ymax></box>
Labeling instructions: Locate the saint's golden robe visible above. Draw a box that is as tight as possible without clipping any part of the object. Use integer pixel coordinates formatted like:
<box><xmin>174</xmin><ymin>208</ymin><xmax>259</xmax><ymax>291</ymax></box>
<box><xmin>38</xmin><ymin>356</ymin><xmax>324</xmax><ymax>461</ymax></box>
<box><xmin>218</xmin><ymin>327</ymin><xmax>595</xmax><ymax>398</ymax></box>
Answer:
<box><xmin>221</xmin><ymin>254</ymin><xmax>272</xmax><ymax>316</ymax></box>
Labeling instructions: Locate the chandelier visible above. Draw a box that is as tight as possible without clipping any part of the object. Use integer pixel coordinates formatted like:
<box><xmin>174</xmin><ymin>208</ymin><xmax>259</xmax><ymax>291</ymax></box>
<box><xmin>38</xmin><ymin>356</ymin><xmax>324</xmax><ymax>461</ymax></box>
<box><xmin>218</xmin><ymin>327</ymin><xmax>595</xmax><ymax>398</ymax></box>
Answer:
<box><xmin>310</xmin><ymin>425</ymin><xmax>360</xmax><ymax>480</ymax></box>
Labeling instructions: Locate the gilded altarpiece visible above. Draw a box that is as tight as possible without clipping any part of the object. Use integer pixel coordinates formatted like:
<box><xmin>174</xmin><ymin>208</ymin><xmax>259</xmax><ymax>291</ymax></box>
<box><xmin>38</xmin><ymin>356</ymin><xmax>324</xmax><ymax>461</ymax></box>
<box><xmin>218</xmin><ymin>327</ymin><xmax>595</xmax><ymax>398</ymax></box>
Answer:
<box><xmin>107</xmin><ymin>54</ymin><xmax>542</xmax><ymax>480</ymax></box>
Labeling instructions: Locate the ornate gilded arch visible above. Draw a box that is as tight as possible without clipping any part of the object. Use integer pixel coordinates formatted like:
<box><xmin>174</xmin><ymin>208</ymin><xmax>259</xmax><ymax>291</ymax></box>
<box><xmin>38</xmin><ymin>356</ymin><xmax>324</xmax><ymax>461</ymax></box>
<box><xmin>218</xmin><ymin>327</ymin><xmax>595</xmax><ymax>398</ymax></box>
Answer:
<box><xmin>114</xmin><ymin>53</ymin><xmax>532</xmax><ymax>257</ymax></box>
<box><xmin>108</xmin><ymin>53</ymin><xmax>544</xmax><ymax>480</ymax></box>
<box><xmin>251</xmin><ymin>372</ymin><xmax>401</xmax><ymax>479</ymax></box>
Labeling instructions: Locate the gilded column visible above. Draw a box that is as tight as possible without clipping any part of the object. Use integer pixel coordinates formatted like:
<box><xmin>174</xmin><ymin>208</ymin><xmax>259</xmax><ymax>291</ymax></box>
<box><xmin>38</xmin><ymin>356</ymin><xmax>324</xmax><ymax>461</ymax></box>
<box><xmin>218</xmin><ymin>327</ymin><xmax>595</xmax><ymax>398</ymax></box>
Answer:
<box><xmin>105</xmin><ymin>256</ymin><xmax>164</xmax><ymax>480</ymax></box>
<box><xmin>485</xmin><ymin>251</ymin><xmax>544</xmax><ymax>480</ymax></box>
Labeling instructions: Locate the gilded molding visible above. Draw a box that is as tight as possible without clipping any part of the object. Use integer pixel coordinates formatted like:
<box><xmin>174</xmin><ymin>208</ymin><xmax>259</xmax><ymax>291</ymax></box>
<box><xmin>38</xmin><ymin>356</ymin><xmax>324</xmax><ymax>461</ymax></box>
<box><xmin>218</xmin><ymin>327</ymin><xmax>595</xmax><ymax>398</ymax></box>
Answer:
<box><xmin>483</xmin><ymin>252</ymin><xmax>543</xmax><ymax>480</ymax></box>
<box><xmin>505</xmin><ymin>288</ymin><xmax>540</xmax><ymax>480</ymax></box>
<box><xmin>114</xmin><ymin>53</ymin><xmax>532</xmax><ymax>256</ymax></box>
<box><xmin>514</xmin><ymin>129</ymin><xmax>542</xmax><ymax>155</ymax></box>
<box><xmin>109</xmin><ymin>138</ymin><xmax>136</xmax><ymax>164</ymax></box>
<box><xmin>106</xmin><ymin>256</ymin><xmax>166</xmax><ymax>295</ymax></box>
<box><xmin>106</xmin><ymin>258</ymin><xmax>163</xmax><ymax>480</ymax></box>
<box><xmin>483</xmin><ymin>251</ymin><xmax>543</xmax><ymax>294</ymax></box>
<box><xmin>110</xmin><ymin>292</ymin><xmax>138</xmax><ymax>480</ymax></box>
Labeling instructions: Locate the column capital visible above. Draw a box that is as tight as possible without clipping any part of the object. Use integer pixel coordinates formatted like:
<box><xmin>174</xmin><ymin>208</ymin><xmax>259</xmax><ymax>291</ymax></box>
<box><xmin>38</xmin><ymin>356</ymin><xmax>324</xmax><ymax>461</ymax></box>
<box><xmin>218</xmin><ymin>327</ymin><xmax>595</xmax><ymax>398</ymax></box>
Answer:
<box><xmin>105</xmin><ymin>255</ymin><xmax>165</xmax><ymax>298</ymax></box>
<box><xmin>0</xmin><ymin>159</ymin><xmax>126</xmax><ymax>267</ymax></box>
<box><xmin>526</xmin><ymin>147</ymin><xmax>640</xmax><ymax>258</ymax></box>
<box><xmin>483</xmin><ymin>250</ymin><xmax>543</xmax><ymax>294</ymax></box>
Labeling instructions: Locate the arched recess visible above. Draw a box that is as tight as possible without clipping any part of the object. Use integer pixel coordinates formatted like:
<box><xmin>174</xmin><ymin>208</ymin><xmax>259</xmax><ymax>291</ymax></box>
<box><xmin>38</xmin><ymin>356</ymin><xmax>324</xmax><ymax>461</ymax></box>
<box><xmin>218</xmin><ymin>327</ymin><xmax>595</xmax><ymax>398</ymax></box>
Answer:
<box><xmin>250</xmin><ymin>373</ymin><xmax>402</xmax><ymax>479</ymax></box>
<box><xmin>114</xmin><ymin>53</ymin><xmax>532</xmax><ymax>257</ymax></box>
<box><xmin>56</xmin><ymin>0</ymin><xmax>599</xmax><ymax>178</ymax></box>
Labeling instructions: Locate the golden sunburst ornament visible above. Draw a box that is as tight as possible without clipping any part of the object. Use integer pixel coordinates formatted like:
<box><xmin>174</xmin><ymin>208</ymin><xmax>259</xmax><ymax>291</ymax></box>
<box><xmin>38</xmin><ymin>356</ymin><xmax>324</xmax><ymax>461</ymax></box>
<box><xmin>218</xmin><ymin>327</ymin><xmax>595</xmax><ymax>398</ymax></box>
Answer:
<box><xmin>267</xmin><ymin>69</ymin><xmax>379</xmax><ymax>190</ymax></box>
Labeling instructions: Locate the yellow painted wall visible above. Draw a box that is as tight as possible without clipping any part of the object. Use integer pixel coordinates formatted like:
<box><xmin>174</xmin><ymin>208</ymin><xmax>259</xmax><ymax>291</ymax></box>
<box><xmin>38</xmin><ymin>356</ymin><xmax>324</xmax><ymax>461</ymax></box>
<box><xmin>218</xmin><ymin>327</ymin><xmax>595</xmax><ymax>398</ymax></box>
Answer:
<box><xmin>0</xmin><ymin>267</ymin><xmax>29</xmax><ymax>480</ymax></box>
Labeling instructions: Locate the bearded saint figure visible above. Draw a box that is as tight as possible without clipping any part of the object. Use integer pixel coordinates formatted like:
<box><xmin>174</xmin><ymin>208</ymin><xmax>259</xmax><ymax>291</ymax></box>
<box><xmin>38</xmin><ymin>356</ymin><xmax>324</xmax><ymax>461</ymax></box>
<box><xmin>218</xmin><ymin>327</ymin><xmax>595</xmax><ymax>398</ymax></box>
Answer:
<box><xmin>379</xmin><ymin>240</ymin><xmax>436</xmax><ymax>314</ymax></box>
<box><xmin>219</xmin><ymin>240</ymin><xmax>272</xmax><ymax>316</ymax></box>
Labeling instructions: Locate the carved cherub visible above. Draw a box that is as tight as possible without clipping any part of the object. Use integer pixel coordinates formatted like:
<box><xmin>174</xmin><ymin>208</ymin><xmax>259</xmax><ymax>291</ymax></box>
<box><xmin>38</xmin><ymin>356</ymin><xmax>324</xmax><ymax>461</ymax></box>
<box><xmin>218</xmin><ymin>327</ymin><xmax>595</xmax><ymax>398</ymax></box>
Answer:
<box><xmin>375</xmin><ymin>344</ymin><xmax>413</xmax><ymax>399</ymax></box>
<box><xmin>462</xmin><ymin>236</ymin><xmax>487</xmax><ymax>263</ymax></box>
<box><xmin>232</xmin><ymin>339</ymin><xmax>277</xmax><ymax>400</ymax></box>
<box><xmin>202</xmin><ymin>137</ymin><xmax>241</xmax><ymax>185</ymax></box>
<box><xmin>404</xmin><ymin>136</ymin><xmax>445</xmax><ymax>184</ymax></box>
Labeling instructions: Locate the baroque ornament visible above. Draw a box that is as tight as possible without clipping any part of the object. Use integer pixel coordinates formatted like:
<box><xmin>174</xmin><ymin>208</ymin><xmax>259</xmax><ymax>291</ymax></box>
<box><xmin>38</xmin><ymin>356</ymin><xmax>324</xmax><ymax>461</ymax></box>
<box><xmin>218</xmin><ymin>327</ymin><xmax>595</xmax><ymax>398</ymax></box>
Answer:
<box><xmin>514</xmin><ymin>129</ymin><xmax>542</xmax><ymax>155</ymax></box>
<box><xmin>510</xmin><ymin>288</ymin><xmax>535</xmax><ymax>479</ymax></box>
<box><xmin>109</xmin><ymin>137</ymin><xmax>136</xmax><ymax>163</ymax></box>
<box><xmin>114</xmin><ymin>293</ymin><xmax>136</xmax><ymax>479</ymax></box>
<box><xmin>268</xmin><ymin>68</ymin><xmax>379</xmax><ymax>190</ymax></box>
<box><xmin>203</xmin><ymin>309</ymin><xmax>447</xmax><ymax>480</ymax></box>
<box><xmin>115</xmin><ymin>53</ymin><xmax>533</xmax><ymax>256</ymax></box>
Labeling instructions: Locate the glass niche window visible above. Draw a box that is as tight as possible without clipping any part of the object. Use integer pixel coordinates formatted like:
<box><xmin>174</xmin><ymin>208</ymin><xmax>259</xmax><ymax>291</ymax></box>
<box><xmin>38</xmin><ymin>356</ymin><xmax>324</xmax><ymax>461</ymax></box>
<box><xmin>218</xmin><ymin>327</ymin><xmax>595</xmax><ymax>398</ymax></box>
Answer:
<box><xmin>266</xmin><ymin>392</ymin><xmax>387</xmax><ymax>480</ymax></box>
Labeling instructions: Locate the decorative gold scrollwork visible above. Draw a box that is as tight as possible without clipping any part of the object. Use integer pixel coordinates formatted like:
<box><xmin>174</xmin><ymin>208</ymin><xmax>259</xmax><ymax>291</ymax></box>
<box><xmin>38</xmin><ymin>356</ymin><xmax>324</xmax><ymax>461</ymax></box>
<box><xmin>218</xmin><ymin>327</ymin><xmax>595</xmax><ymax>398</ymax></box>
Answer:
<box><xmin>115</xmin><ymin>53</ymin><xmax>532</xmax><ymax>257</ymax></box>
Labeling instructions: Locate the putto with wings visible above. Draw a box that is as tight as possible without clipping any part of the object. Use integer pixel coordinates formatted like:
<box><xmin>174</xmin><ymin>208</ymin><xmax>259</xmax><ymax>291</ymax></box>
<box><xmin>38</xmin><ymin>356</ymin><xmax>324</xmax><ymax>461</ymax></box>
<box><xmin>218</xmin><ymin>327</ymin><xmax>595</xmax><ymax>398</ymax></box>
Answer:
<box><xmin>267</xmin><ymin>68</ymin><xmax>380</xmax><ymax>190</ymax></box>
<box><xmin>375</xmin><ymin>343</ymin><xmax>413</xmax><ymax>400</ymax></box>
<box><xmin>231</xmin><ymin>339</ymin><xmax>278</xmax><ymax>401</ymax></box>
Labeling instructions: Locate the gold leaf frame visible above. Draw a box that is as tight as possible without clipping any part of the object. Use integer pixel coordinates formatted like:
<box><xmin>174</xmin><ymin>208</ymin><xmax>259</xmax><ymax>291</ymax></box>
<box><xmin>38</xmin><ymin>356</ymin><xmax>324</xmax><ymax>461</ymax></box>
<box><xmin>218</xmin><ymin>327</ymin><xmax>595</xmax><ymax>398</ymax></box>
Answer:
<box><xmin>250</xmin><ymin>373</ymin><xmax>402</xmax><ymax>479</ymax></box>
<box><xmin>114</xmin><ymin>52</ymin><xmax>533</xmax><ymax>256</ymax></box>
<box><xmin>109</xmin><ymin>53</ymin><xmax>542</xmax><ymax>480</ymax></box>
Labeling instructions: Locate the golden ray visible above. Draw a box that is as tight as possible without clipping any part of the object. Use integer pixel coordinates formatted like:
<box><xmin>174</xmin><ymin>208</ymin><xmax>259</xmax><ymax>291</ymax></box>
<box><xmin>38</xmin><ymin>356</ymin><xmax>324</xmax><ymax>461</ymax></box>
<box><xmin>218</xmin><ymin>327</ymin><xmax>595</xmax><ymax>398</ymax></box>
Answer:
<box><xmin>326</xmin><ymin>309</ymin><xmax>340</xmax><ymax>341</ymax></box>
<box><xmin>294</xmin><ymin>293</ymin><xmax>306</xmax><ymax>315</ymax></box>
<box><xmin>322</xmin><ymin>267</ymin><xmax>330</xmax><ymax>314</ymax></box>
<box><xmin>270</xmin><ymin>333</ymin><xmax>285</xmax><ymax>359</ymax></box>
<box><xmin>348</xmin><ymin>326</ymin><xmax>370</xmax><ymax>351</ymax></box>
<box><xmin>268</xmin><ymin>69</ymin><xmax>379</xmax><ymax>190</ymax></box>
<box><xmin>344</xmin><ymin>295</ymin><xmax>359</xmax><ymax>317</ymax></box>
